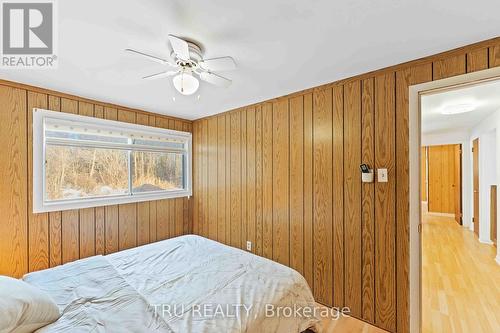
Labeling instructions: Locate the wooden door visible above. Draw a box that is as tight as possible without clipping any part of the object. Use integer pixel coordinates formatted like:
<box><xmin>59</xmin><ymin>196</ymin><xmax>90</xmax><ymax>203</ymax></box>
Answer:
<box><xmin>428</xmin><ymin>145</ymin><xmax>456</xmax><ymax>214</ymax></box>
<box><xmin>454</xmin><ymin>145</ymin><xmax>462</xmax><ymax>224</ymax></box>
<box><xmin>473</xmin><ymin>138</ymin><xmax>479</xmax><ymax>237</ymax></box>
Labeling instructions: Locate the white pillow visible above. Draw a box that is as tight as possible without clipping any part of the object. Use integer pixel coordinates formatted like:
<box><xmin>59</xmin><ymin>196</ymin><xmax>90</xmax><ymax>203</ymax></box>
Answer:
<box><xmin>0</xmin><ymin>276</ymin><xmax>60</xmax><ymax>333</ymax></box>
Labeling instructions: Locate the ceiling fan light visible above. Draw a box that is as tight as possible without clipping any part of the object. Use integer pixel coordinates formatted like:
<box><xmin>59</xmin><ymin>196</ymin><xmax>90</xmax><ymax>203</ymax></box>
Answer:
<box><xmin>441</xmin><ymin>103</ymin><xmax>476</xmax><ymax>115</ymax></box>
<box><xmin>173</xmin><ymin>72</ymin><xmax>199</xmax><ymax>95</ymax></box>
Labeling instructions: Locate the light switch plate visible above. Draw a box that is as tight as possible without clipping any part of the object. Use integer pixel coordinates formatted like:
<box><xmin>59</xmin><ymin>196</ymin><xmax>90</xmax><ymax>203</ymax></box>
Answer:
<box><xmin>378</xmin><ymin>168</ymin><xmax>388</xmax><ymax>183</ymax></box>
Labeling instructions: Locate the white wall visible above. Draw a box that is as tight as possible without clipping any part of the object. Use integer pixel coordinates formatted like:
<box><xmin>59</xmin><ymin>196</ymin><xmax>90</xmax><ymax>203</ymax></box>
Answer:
<box><xmin>422</xmin><ymin>129</ymin><xmax>472</xmax><ymax>228</ymax></box>
<box><xmin>469</xmin><ymin>109</ymin><xmax>500</xmax><ymax>255</ymax></box>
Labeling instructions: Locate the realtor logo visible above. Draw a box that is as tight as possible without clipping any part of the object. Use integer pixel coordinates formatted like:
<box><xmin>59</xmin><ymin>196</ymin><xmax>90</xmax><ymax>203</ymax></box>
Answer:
<box><xmin>1</xmin><ymin>0</ymin><xmax>57</xmax><ymax>68</ymax></box>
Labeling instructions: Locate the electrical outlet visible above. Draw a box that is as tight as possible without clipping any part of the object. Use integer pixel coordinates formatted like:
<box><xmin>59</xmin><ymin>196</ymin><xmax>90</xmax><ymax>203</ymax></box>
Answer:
<box><xmin>246</xmin><ymin>241</ymin><xmax>252</xmax><ymax>252</ymax></box>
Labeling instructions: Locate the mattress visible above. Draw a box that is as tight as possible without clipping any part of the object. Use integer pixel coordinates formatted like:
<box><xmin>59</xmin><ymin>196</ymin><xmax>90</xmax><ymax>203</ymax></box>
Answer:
<box><xmin>24</xmin><ymin>235</ymin><xmax>321</xmax><ymax>332</ymax></box>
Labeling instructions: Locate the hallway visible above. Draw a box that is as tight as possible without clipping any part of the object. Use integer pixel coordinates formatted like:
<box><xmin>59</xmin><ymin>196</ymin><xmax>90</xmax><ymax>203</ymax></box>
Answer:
<box><xmin>422</xmin><ymin>213</ymin><xmax>500</xmax><ymax>332</ymax></box>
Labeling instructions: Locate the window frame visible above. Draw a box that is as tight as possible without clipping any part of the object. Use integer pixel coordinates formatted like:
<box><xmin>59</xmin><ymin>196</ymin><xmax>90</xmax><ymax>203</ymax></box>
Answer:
<box><xmin>33</xmin><ymin>108</ymin><xmax>192</xmax><ymax>213</ymax></box>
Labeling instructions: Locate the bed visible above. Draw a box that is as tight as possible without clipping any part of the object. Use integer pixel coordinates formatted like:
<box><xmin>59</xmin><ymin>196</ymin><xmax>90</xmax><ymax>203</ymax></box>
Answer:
<box><xmin>23</xmin><ymin>235</ymin><xmax>321</xmax><ymax>332</ymax></box>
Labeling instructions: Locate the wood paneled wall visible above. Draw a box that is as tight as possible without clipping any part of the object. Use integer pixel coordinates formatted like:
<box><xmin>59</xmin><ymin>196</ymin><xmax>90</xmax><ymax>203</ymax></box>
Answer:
<box><xmin>0</xmin><ymin>80</ymin><xmax>192</xmax><ymax>278</ymax></box>
<box><xmin>192</xmin><ymin>37</ymin><xmax>500</xmax><ymax>332</ymax></box>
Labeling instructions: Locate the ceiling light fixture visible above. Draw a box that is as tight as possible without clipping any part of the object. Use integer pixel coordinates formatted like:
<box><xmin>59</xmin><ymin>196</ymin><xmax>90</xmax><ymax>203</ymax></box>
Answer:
<box><xmin>440</xmin><ymin>103</ymin><xmax>476</xmax><ymax>115</ymax></box>
<box><xmin>126</xmin><ymin>35</ymin><xmax>236</xmax><ymax>97</ymax></box>
<box><xmin>173</xmin><ymin>71</ymin><xmax>199</xmax><ymax>95</ymax></box>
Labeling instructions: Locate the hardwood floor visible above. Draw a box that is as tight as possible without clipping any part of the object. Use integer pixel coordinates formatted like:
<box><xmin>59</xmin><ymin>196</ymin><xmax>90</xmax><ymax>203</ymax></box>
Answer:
<box><xmin>422</xmin><ymin>213</ymin><xmax>500</xmax><ymax>333</ymax></box>
<box><xmin>316</xmin><ymin>304</ymin><xmax>388</xmax><ymax>332</ymax></box>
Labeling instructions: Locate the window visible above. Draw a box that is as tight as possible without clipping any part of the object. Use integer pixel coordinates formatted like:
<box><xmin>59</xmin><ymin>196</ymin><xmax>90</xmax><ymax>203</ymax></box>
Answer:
<box><xmin>33</xmin><ymin>109</ymin><xmax>192</xmax><ymax>213</ymax></box>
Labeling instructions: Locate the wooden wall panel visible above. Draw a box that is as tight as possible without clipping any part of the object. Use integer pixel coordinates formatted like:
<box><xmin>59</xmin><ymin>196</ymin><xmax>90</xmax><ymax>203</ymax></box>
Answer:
<box><xmin>255</xmin><ymin>106</ymin><xmax>263</xmax><ymax>256</ymax></box>
<box><xmin>374</xmin><ymin>73</ymin><xmax>396</xmax><ymax>332</ymax></box>
<box><xmin>489</xmin><ymin>45</ymin><xmax>500</xmax><ymax>67</ymax></box>
<box><xmin>344</xmin><ymin>81</ymin><xmax>362</xmax><ymax>317</ymax></box>
<box><xmin>0</xmin><ymin>80</ymin><xmax>192</xmax><ymax>278</ymax></box>
<box><xmin>240</xmin><ymin>112</ymin><xmax>247</xmax><ymax>250</ymax></box>
<box><xmin>312</xmin><ymin>88</ymin><xmax>333</xmax><ymax>305</ymax></box>
<box><xmin>467</xmin><ymin>48</ymin><xmax>489</xmax><ymax>72</ymax></box>
<box><xmin>331</xmin><ymin>86</ymin><xmax>344</xmax><ymax>308</ymax></box>
<box><xmin>118</xmin><ymin>203</ymin><xmax>137</xmax><ymax>251</ymax></box>
<box><xmin>303</xmin><ymin>93</ymin><xmax>314</xmax><ymax>289</ymax></box>
<box><xmin>246</xmin><ymin>108</ymin><xmax>256</xmax><ymax>253</ymax></box>
<box><xmin>289</xmin><ymin>96</ymin><xmax>304</xmax><ymax>274</ymax></box>
<box><xmin>361</xmin><ymin>78</ymin><xmax>375</xmax><ymax>323</ymax></box>
<box><xmin>192</xmin><ymin>121</ymin><xmax>200</xmax><ymax>236</ymax></box>
<box><xmin>201</xmin><ymin>119</ymin><xmax>209</xmax><ymax>239</ymax></box>
<box><xmin>230</xmin><ymin>112</ymin><xmax>241</xmax><ymax>248</ymax></box>
<box><xmin>272</xmin><ymin>100</ymin><xmax>289</xmax><ymax>265</ymax></box>
<box><xmin>208</xmin><ymin>117</ymin><xmax>218</xmax><ymax>240</ymax></box>
<box><xmin>27</xmin><ymin>92</ymin><xmax>49</xmax><ymax>272</ymax></box>
<box><xmin>262</xmin><ymin>104</ymin><xmax>273</xmax><ymax>259</ymax></box>
<box><xmin>433</xmin><ymin>55</ymin><xmax>466</xmax><ymax>79</ymax></box>
<box><xmin>0</xmin><ymin>85</ymin><xmax>27</xmax><ymax>278</ymax></box>
<box><xmin>224</xmin><ymin>116</ymin><xmax>231</xmax><ymax>243</ymax></box>
<box><xmin>216</xmin><ymin>116</ymin><xmax>226</xmax><ymax>243</ymax></box>
<box><xmin>183</xmin><ymin>122</ymin><xmax>192</xmax><ymax>236</ymax></box>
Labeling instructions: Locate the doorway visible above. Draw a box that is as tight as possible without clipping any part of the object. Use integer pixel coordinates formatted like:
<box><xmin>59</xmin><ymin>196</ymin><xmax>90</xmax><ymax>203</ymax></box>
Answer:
<box><xmin>408</xmin><ymin>67</ymin><xmax>500</xmax><ymax>333</ymax></box>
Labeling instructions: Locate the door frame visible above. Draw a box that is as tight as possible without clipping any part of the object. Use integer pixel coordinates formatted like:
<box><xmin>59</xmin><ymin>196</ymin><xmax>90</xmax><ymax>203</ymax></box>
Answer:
<box><xmin>455</xmin><ymin>143</ymin><xmax>463</xmax><ymax>225</ymax></box>
<box><xmin>473</xmin><ymin>138</ymin><xmax>480</xmax><ymax>235</ymax></box>
<box><xmin>409</xmin><ymin>66</ymin><xmax>500</xmax><ymax>333</ymax></box>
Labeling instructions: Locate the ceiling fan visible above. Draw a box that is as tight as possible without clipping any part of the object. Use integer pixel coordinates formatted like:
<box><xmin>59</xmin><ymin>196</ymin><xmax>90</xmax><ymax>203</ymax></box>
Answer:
<box><xmin>126</xmin><ymin>35</ymin><xmax>236</xmax><ymax>96</ymax></box>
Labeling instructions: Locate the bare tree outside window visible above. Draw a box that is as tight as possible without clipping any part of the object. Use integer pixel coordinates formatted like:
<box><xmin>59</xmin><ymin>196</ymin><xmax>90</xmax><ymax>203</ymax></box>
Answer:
<box><xmin>46</xmin><ymin>146</ymin><xmax>185</xmax><ymax>200</ymax></box>
<box><xmin>132</xmin><ymin>151</ymin><xmax>183</xmax><ymax>193</ymax></box>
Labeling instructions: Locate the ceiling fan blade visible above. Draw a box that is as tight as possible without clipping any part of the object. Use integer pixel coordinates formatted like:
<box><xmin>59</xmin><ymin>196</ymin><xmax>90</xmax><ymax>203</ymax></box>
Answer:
<box><xmin>168</xmin><ymin>35</ymin><xmax>190</xmax><ymax>61</ymax></box>
<box><xmin>125</xmin><ymin>48</ymin><xmax>174</xmax><ymax>66</ymax></box>
<box><xmin>199</xmin><ymin>56</ymin><xmax>236</xmax><ymax>71</ymax></box>
<box><xmin>199</xmin><ymin>71</ymin><xmax>232</xmax><ymax>88</ymax></box>
<box><xmin>142</xmin><ymin>70</ymin><xmax>178</xmax><ymax>80</ymax></box>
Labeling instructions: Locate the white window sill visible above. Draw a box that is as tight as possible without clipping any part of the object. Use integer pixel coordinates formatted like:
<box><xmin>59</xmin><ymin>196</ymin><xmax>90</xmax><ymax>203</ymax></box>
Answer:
<box><xmin>34</xmin><ymin>189</ymin><xmax>191</xmax><ymax>213</ymax></box>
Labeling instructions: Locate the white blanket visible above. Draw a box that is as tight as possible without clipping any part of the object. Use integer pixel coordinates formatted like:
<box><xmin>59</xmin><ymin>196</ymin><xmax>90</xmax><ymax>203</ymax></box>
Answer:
<box><xmin>24</xmin><ymin>235</ymin><xmax>320</xmax><ymax>333</ymax></box>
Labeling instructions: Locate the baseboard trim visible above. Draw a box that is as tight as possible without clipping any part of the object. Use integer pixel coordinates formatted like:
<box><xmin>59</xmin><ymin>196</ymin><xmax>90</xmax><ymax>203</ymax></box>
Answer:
<box><xmin>479</xmin><ymin>238</ymin><xmax>494</xmax><ymax>245</ymax></box>
<box><xmin>426</xmin><ymin>212</ymin><xmax>455</xmax><ymax>217</ymax></box>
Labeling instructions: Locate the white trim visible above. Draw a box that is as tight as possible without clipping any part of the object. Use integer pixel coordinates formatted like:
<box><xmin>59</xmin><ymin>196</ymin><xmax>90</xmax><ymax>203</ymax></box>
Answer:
<box><xmin>45</xmin><ymin>137</ymin><xmax>186</xmax><ymax>153</ymax></box>
<box><xmin>409</xmin><ymin>66</ymin><xmax>500</xmax><ymax>333</ymax></box>
<box><xmin>33</xmin><ymin>109</ymin><xmax>192</xmax><ymax>213</ymax></box>
<box><xmin>426</xmin><ymin>212</ymin><xmax>455</xmax><ymax>217</ymax></box>
<box><xmin>496</xmin><ymin>255</ymin><xmax>500</xmax><ymax>265</ymax></box>
<box><xmin>478</xmin><ymin>238</ymin><xmax>494</xmax><ymax>245</ymax></box>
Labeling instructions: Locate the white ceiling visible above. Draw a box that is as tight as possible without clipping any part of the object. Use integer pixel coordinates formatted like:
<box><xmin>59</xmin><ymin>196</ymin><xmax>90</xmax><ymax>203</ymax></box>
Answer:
<box><xmin>1</xmin><ymin>0</ymin><xmax>500</xmax><ymax>120</ymax></box>
<box><xmin>421</xmin><ymin>79</ymin><xmax>500</xmax><ymax>135</ymax></box>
